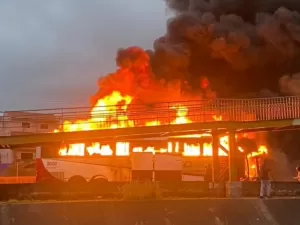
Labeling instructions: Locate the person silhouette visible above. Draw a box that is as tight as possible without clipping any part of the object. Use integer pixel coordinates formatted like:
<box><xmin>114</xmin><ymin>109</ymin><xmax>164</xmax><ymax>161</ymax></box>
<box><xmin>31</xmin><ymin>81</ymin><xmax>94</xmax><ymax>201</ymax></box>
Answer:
<box><xmin>259</xmin><ymin>159</ymin><xmax>272</xmax><ymax>198</ymax></box>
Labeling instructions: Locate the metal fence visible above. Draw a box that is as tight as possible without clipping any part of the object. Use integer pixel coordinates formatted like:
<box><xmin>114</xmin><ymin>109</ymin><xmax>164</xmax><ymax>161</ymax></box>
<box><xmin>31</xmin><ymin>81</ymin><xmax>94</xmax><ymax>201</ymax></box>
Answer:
<box><xmin>1</xmin><ymin>96</ymin><xmax>300</xmax><ymax>133</ymax></box>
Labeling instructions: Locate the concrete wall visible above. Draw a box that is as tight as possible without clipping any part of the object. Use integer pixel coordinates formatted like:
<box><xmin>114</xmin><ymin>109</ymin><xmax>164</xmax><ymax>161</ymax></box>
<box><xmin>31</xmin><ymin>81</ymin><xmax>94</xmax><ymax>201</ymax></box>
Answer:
<box><xmin>0</xmin><ymin>198</ymin><xmax>299</xmax><ymax>225</ymax></box>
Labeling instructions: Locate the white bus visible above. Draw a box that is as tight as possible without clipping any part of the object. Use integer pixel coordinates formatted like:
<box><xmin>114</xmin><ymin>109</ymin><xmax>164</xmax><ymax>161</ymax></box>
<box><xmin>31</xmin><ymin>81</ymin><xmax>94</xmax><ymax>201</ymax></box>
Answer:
<box><xmin>35</xmin><ymin>138</ymin><xmax>233</xmax><ymax>184</ymax></box>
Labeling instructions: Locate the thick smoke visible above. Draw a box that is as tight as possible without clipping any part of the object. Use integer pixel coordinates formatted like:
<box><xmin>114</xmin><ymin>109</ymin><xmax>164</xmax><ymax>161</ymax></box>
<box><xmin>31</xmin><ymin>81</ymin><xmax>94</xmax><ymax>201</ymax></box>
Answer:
<box><xmin>91</xmin><ymin>46</ymin><xmax>215</xmax><ymax>105</ymax></box>
<box><xmin>91</xmin><ymin>47</ymin><xmax>188</xmax><ymax>105</ymax></box>
<box><xmin>90</xmin><ymin>1</ymin><xmax>300</xmax><ymax>164</ymax></box>
<box><xmin>279</xmin><ymin>73</ymin><xmax>300</xmax><ymax>95</ymax></box>
<box><xmin>165</xmin><ymin>0</ymin><xmax>300</xmax><ymax>20</ymax></box>
<box><xmin>152</xmin><ymin>2</ymin><xmax>300</xmax><ymax>97</ymax></box>
<box><xmin>93</xmin><ymin>2</ymin><xmax>300</xmax><ymax>101</ymax></box>
<box><xmin>91</xmin><ymin>47</ymin><xmax>152</xmax><ymax>104</ymax></box>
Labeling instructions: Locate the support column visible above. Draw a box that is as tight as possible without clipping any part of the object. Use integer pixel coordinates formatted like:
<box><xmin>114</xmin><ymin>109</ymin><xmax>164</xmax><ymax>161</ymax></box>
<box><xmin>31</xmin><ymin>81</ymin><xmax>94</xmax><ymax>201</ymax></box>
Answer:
<box><xmin>212</xmin><ymin>132</ymin><xmax>219</xmax><ymax>182</ymax></box>
<box><xmin>227</xmin><ymin>131</ymin><xmax>242</xmax><ymax>198</ymax></box>
<box><xmin>228</xmin><ymin>131</ymin><xmax>237</xmax><ymax>181</ymax></box>
<box><xmin>179</xmin><ymin>142</ymin><xmax>184</xmax><ymax>155</ymax></box>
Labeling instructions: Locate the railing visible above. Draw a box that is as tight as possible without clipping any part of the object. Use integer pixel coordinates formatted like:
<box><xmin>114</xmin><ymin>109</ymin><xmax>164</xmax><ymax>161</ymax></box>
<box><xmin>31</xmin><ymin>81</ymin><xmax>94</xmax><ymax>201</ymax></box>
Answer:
<box><xmin>0</xmin><ymin>96</ymin><xmax>300</xmax><ymax>133</ymax></box>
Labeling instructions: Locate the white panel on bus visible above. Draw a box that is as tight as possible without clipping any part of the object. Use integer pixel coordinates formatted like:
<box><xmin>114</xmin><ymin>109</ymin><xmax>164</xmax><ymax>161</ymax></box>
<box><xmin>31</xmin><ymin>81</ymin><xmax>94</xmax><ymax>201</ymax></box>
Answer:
<box><xmin>41</xmin><ymin>158</ymin><xmax>131</xmax><ymax>182</ymax></box>
<box><xmin>131</xmin><ymin>152</ymin><xmax>153</xmax><ymax>170</ymax></box>
<box><xmin>154</xmin><ymin>154</ymin><xmax>182</xmax><ymax>171</ymax></box>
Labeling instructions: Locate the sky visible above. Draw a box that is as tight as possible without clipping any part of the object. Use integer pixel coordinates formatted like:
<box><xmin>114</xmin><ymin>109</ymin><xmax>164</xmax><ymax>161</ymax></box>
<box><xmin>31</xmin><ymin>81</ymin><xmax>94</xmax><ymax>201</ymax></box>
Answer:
<box><xmin>0</xmin><ymin>0</ymin><xmax>168</xmax><ymax>111</ymax></box>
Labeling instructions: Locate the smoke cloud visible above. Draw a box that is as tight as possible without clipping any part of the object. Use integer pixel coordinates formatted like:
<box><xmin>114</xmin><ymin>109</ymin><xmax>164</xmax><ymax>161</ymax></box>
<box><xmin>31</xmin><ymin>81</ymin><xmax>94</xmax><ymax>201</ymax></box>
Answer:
<box><xmin>91</xmin><ymin>46</ymin><xmax>186</xmax><ymax>105</ymax></box>
<box><xmin>161</xmin><ymin>0</ymin><xmax>300</xmax><ymax>168</ymax></box>
<box><xmin>90</xmin><ymin>0</ymin><xmax>300</xmax><ymax>166</ymax></box>
<box><xmin>93</xmin><ymin>1</ymin><xmax>300</xmax><ymax>102</ymax></box>
<box><xmin>153</xmin><ymin>2</ymin><xmax>300</xmax><ymax>97</ymax></box>
<box><xmin>279</xmin><ymin>73</ymin><xmax>300</xmax><ymax>95</ymax></box>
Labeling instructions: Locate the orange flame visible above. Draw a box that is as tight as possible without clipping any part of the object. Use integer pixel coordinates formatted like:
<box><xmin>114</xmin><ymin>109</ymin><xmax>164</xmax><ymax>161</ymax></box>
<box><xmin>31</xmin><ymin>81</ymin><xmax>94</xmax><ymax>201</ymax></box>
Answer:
<box><xmin>55</xmin><ymin>91</ymin><xmax>268</xmax><ymax>173</ymax></box>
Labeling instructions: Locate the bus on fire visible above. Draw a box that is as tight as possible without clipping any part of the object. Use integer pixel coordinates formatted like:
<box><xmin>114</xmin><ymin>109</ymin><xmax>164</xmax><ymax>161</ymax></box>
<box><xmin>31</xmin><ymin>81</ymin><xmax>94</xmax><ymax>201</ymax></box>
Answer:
<box><xmin>35</xmin><ymin>136</ymin><xmax>266</xmax><ymax>184</ymax></box>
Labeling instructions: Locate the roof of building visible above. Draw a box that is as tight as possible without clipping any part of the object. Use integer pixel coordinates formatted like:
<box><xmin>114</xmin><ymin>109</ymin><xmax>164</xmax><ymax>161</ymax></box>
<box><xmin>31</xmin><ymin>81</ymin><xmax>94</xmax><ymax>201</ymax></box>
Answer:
<box><xmin>2</xmin><ymin>111</ymin><xmax>59</xmax><ymax>123</ymax></box>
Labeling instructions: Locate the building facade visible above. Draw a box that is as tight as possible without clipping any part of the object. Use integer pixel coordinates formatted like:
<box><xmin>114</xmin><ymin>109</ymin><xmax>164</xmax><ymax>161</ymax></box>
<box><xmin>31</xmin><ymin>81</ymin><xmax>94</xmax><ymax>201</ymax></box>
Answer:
<box><xmin>0</xmin><ymin>111</ymin><xmax>59</xmax><ymax>136</ymax></box>
<box><xmin>0</xmin><ymin>111</ymin><xmax>59</xmax><ymax>183</ymax></box>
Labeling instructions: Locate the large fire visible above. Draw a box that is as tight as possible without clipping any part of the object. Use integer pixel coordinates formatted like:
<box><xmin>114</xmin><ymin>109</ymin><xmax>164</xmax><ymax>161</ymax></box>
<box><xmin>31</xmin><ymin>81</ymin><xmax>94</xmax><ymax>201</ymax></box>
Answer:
<box><xmin>55</xmin><ymin>91</ymin><xmax>268</xmax><ymax>161</ymax></box>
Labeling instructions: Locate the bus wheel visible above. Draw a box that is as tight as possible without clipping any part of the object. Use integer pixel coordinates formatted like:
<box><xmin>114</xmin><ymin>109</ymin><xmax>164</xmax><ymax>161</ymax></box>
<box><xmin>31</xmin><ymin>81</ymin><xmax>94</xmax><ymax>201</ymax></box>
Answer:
<box><xmin>67</xmin><ymin>176</ymin><xmax>87</xmax><ymax>192</ymax></box>
<box><xmin>90</xmin><ymin>175</ymin><xmax>108</xmax><ymax>183</ymax></box>
<box><xmin>89</xmin><ymin>177</ymin><xmax>108</xmax><ymax>187</ymax></box>
<box><xmin>89</xmin><ymin>177</ymin><xmax>109</xmax><ymax>196</ymax></box>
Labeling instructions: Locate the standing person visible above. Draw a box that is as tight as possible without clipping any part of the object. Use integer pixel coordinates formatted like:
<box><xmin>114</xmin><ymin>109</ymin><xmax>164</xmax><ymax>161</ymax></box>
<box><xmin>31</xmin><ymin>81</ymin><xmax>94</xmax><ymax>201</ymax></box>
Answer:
<box><xmin>259</xmin><ymin>159</ymin><xmax>272</xmax><ymax>199</ymax></box>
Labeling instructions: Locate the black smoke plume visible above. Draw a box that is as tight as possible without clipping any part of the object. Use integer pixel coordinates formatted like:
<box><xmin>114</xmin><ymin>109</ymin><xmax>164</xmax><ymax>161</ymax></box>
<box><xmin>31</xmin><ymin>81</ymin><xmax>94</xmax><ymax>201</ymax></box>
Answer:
<box><xmin>159</xmin><ymin>0</ymin><xmax>300</xmax><ymax>163</ymax></box>
<box><xmin>91</xmin><ymin>1</ymin><xmax>300</xmax><ymax>162</ymax></box>
<box><xmin>148</xmin><ymin>0</ymin><xmax>300</xmax><ymax>97</ymax></box>
<box><xmin>93</xmin><ymin>2</ymin><xmax>300</xmax><ymax>100</ymax></box>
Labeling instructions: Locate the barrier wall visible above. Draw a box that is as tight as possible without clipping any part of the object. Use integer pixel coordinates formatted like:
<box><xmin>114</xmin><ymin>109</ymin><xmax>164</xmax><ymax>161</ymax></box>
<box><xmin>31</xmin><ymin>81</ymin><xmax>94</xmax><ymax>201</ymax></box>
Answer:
<box><xmin>0</xmin><ymin>176</ymin><xmax>35</xmax><ymax>184</ymax></box>
<box><xmin>0</xmin><ymin>198</ymin><xmax>299</xmax><ymax>225</ymax></box>
<box><xmin>0</xmin><ymin>181</ymin><xmax>300</xmax><ymax>200</ymax></box>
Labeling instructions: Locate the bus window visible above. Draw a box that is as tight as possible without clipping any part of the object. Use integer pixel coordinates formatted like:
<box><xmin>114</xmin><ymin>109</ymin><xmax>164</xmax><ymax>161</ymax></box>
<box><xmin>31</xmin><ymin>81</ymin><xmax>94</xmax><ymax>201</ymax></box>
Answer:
<box><xmin>40</xmin><ymin>146</ymin><xmax>60</xmax><ymax>158</ymax></box>
<box><xmin>61</xmin><ymin>143</ymin><xmax>85</xmax><ymax>156</ymax></box>
<box><xmin>20</xmin><ymin>152</ymin><xmax>34</xmax><ymax>160</ymax></box>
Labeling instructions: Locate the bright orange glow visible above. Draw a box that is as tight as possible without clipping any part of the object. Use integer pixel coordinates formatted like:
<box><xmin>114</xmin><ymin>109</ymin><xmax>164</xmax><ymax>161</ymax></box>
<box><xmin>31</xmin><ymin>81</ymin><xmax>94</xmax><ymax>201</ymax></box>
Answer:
<box><xmin>87</xmin><ymin>143</ymin><xmax>113</xmax><ymax>156</ymax></box>
<box><xmin>248</xmin><ymin>145</ymin><xmax>268</xmax><ymax>157</ymax></box>
<box><xmin>55</xmin><ymin>90</ymin><xmax>268</xmax><ymax>177</ymax></box>
<box><xmin>59</xmin><ymin>143</ymin><xmax>85</xmax><ymax>156</ymax></box>
<box><xmin>54</xmin><ymin>91</ymin><xmax>133</xmax><ymax>133</ymax></box>
<box><xmin>145</xmin><ymin>121</ymin><xmax>161</xmax><ymax>126</ymax></box>
<box><xmin>57</xmin><ymin>139</ymin><xmax>267</xmax><ymax>158</ymax></box>
<box><xmin>170</xmin><ymin>105</ymin><xmax>191</xmax><ymax>124</ymax></box>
